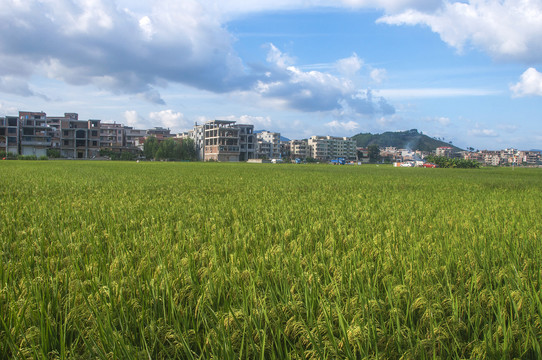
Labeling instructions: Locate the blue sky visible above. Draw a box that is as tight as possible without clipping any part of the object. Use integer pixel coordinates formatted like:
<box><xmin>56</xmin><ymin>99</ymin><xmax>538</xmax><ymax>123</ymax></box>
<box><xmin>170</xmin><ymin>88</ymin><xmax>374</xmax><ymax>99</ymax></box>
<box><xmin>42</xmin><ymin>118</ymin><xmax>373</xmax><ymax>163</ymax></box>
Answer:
<box><xmin>1</xmin><ymin>0</ymin><xmax>541</xmax><ymax>150</ymax></box>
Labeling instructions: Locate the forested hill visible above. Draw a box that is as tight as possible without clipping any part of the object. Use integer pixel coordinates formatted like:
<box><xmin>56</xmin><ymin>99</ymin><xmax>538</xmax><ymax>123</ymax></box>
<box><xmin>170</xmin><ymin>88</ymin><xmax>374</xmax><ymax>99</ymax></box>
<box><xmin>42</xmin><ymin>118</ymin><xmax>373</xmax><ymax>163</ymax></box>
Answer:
<box><xmin>352</xmin><ymin>129</ymin><xmax>463</xmax><ymax>152</ymax></box>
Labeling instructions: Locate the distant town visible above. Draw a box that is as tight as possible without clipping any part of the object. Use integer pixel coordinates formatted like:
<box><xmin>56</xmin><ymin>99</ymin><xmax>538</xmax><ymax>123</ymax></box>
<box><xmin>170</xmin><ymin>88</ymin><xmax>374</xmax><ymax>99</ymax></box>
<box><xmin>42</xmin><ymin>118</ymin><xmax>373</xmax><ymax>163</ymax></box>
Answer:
<box><xmin>1</xmin><ymin>110</ymin><xmax>541</xmax><ymax>166</ymax></box>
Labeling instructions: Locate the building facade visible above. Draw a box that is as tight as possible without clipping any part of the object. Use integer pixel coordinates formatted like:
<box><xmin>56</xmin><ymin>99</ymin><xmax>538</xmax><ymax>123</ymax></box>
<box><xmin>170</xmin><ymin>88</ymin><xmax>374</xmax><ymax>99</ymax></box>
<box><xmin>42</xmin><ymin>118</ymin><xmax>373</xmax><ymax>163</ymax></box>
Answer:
<box><xmin>0</xmin><ymin>116</ymin><xmax>19</xmax><ymax>155</ymax></box>
<box><xmin>237</xmin><ymin>124</ymin><xmax>256</xmax><ymax>161</ymax></box>
<box><xmin>256</xmin><ymin>131</ymin><xmax>281</xmax><ymax>159</ymax></box>
<box><xmin>100</xmin><ymin>123</ymin><xmax>124</xmax><ymax>150</ymax></box>
<box><xmin>19</xmin><ymin>111</ymin><xmax>51</xmax><ymax>157</ymax></box>
<box><xmin>308</xmin><ymin>135</ymin><xmax>357</xmax><ymax>161</ymax></box>
<box><xmin>190</xmin><ymin>120</ymin><xmax>255</xmax><ymax>161</ymax></box>
<box><xmin>124</xmin><ymin>127</ymin><xmax>147</xmax><ymax>151</ymax></box>
<box><xmin>289</xmin><ymin>139</ymin><xmax>310</xmax><ymax>159</ymax></box>
<box><xmin>47</xmin><ymin>113</ymin><xmax>101</xmax><ymax>158</ymax></box>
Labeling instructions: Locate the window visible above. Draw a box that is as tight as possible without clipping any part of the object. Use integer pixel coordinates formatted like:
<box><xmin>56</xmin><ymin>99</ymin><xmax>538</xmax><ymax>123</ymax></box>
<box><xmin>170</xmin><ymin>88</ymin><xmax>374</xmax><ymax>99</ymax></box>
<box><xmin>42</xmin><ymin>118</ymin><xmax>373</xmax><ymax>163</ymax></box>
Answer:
<box><xmin>64</xmin><ymin>140</ymin><xmax>69</xmax><ymax>145</ymax></box>
<box><xmin>91</xmin><ymin>130</ymin><xmax>98</xmax><ymax>137</ymax></box>
<box><xmin>8</xmin><ymin>128</ymin><xmax>17</xmax><ymax>134</ymax></box>
<box><xmin>63</xmin><ymin>130</ymin><xmax>69</xmax><ymax>136</ymax></box>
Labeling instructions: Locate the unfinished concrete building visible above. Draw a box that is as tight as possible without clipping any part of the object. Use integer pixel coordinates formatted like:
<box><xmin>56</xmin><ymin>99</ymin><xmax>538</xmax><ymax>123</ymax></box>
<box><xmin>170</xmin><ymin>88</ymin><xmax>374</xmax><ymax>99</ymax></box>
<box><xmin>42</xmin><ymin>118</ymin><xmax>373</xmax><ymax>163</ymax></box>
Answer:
<box><xmin>237</xmin><ymin>124</ymin><xmax>256</xmax><ymax>161</ymax></box>
<box><xmin>19</xmin><ymin>111</ymin><xmax>51</xmax><ymax>157</ymax></box>
<box><xmin>190</xmin><ymin>120</ymin><xmax>255</xmax><ymax>161</ymax></box>
<box><xmin>0</xmin><ymin>116</ymin><xmax>19</xmax><ymax>155</ymax></box>
<box><xmin>47</xmin><ymin>113</ymin><xmax>101</xmax><ymax>159</ymax></box>
<box><xmin>204</xmin><ymin>120</ymin><xmax>240</xmax><ymax>161</ymax></box>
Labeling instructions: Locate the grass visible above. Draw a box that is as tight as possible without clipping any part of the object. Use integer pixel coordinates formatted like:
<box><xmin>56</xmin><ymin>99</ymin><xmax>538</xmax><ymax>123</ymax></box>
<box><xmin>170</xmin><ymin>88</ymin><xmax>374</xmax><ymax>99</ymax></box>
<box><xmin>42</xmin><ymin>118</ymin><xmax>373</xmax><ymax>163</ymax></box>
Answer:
<box><xmin>1</xmin><ymin>161</ymin><xmax>541</xmax><ymax>359</ymax></box>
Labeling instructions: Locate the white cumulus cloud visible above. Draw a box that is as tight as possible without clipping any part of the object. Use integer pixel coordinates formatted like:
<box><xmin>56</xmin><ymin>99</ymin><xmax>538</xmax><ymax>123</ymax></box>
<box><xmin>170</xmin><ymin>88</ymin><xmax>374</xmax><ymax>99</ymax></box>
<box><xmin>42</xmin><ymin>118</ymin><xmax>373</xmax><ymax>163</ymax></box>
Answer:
<box><xmin>123</xmin><ymin>110</ymin><xmax>146</xmax><ymax>128</ymax></box>
<box><xmin>336</xmin><ymin>53</ymin><xmax>363</xmax><ymax>77</ymax></box>
<box><xmin>149</xmin><ymin>110</ymin><xmax>189</xmax><ymax>131</ymax></box>
<box><xmin>256</xmin><ymin>44</ymin><xmax>395</xmax><ymax>116</ymax></box>
<box><xmin>138</xmin><ymin>16</ymin><xmax>154</xmax><ymax>41</ymax></box>
<box><xmin>425</xmin><ymin>116</ymin><xmax>451</xmax><ymax>126</ymax></box>
<box><xmin>511</xmin><ymin>67</ymin><xmax>542</xmax><ymax>97</ymax></box>
<box><xmin>378</xmin><ymin>0</ymin><xmax>542</xmax><ymax>62</ymax></box>
<box><xmin>370</xmin><ymin>68</ymin><xmax>387</xmax><ymax>84</ymax></box>
<box><xmin>468</xmin><ymin>128</ymin><xmax>498</xmax><ymax>137</ymax></box>
<box><xmin>325</xmin><ymin>120</ymin><xmax>360</xmax><ymax>132</ymax></box>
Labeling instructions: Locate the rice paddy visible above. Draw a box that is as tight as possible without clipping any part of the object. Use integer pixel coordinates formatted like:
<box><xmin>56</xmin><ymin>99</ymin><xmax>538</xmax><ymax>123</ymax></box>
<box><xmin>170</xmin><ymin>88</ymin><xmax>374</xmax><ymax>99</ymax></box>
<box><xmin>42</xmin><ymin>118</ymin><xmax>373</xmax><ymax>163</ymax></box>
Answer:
<box><xmin>1</xmin><ymin>161</ymin><xmax>541</xmax><ymax>359</ymax></box>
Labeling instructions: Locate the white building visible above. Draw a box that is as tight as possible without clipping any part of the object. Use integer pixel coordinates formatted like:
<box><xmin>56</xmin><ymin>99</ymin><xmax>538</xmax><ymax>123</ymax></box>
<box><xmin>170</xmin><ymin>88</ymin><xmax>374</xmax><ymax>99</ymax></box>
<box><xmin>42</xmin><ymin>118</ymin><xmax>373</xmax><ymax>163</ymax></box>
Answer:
<box><xmin>308</xmin><ymin>135</ymin><xmax>357</xmax><ymax>161</ymax></box>
<box><xmin>256</xmin><ymin>131</ymin><xmax>281</xmax><ymax>159</ymax></box>
<box><xmin>289</xmin><ymin>139</ymin><xmax>310</xmax><ymax>159</ymax></box>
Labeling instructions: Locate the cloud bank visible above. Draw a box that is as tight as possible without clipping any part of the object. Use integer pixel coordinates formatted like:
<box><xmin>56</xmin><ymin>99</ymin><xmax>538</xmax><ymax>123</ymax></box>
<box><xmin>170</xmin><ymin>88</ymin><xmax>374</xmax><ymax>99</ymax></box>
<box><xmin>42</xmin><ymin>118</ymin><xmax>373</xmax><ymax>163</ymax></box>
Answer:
<box><xmin>0</xmin><ymin>0</ymin><xmax>400</xmax><ymax>118</ymax></box>
<box><xmin>0</xmin><ymin>0</ymin><xmax>248</xmax><ymax>104</ymax></box>
<box><xmin>2</xmin><ymin>0</ymin><xmax>540</xmax><ymax>118</ymax></box>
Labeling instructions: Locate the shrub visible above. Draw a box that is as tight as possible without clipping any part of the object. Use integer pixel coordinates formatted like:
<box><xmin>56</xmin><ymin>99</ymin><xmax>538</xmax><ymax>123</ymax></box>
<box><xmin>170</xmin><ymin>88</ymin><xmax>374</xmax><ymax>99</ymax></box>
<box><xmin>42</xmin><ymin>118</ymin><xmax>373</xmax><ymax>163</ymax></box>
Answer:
<box><xmin>46</xmin><ymin>148</ymin><xmax>61</xmax><ymax>158</ymax></box>
<box><xmin>17</xmin><ymin>154</ymin><xmax>38</xmax><ymax>160</ymax></box>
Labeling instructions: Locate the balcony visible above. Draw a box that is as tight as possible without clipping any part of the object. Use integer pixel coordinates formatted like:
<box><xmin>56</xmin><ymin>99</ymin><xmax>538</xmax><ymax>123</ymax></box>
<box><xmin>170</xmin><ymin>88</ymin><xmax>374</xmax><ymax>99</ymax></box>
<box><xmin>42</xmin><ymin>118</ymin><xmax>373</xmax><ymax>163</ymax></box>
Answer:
<box><xmin>21</xmin><ymin>140</ymin><xmax>52</xmax><ymax>146</ymax></box>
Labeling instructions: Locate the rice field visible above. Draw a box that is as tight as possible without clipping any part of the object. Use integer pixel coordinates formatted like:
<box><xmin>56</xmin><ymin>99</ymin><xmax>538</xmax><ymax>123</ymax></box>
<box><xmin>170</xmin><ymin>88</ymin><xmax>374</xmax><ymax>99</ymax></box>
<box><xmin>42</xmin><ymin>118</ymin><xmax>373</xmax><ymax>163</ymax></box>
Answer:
<box><xmin>1</xmin><ymin>161</ymin><xmax>541</xmax><ymax>359</ymax></box>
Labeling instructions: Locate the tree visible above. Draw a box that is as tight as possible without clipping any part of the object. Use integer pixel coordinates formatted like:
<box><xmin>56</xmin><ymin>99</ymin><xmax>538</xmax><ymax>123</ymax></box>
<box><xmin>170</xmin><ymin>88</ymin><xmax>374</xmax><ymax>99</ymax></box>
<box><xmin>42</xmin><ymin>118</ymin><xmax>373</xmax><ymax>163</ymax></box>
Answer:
<box><xmin>155</xmin><ymin>138</ymin><xmax>177</xmax><ymax>160</ymax></box>
<box><xmin>180</xmin><ymin>138</ymin><xmax>196</xmax><ymax>161</ymax></box>
<box><xmin>46</xmin><ymin>148</ymin><xmax>61</xmax><ymax>158</ymax></box>
<box><xmin>368</xmin><ymin>144</ymin><xmax>380</xmax><ymax>163</ymax></box>
<box><xmin>425</xmin><ymin>155</ymin><xmax>480</xmax><ymax>168</ymax></box>
<box><xmin>143</xmin><ymin>136</ymin><xmax>159</xmax><ymax>160</ymax></box>
<box><xmin>120</xmin><ymin>152</ymin><xmax>135</xmax><ymax>161</ymax></box>
<box><xmin>142</xmin><ymin>136</ymin><xmax>196</xmax><ymax>161</ymax></box>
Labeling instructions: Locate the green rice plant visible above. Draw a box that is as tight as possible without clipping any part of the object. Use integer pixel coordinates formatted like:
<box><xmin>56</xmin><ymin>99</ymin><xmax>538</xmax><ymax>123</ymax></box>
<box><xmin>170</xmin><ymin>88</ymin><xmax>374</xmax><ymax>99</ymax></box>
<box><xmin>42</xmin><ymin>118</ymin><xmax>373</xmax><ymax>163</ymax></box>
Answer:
<box><xmin>0</xmin><ymin>161</ymin><xmax>541</xmax><ymax>359</ymax></box>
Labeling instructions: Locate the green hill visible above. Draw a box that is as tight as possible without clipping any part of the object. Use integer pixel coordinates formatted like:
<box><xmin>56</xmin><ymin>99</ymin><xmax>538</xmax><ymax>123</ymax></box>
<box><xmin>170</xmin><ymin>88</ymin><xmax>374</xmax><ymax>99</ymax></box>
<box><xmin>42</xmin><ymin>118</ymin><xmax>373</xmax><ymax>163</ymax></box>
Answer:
<box><xmin>352</xmin><ymin>129</ymin><xmax>463</xmax><ymax>152</ymax></box>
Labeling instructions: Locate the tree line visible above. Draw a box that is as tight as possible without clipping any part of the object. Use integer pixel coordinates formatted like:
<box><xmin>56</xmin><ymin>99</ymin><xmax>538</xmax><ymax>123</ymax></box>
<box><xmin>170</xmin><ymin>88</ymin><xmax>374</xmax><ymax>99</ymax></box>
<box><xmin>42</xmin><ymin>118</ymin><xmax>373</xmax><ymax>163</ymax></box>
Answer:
<box><xmin>425</xmin><ymin>155</ymin><xmax>480</xmax><ymax>168</ymax></box>
<box><xmin>143</xmin><ymin>137</ymin><xmax>197</xmax><ymax>161</ymax></box>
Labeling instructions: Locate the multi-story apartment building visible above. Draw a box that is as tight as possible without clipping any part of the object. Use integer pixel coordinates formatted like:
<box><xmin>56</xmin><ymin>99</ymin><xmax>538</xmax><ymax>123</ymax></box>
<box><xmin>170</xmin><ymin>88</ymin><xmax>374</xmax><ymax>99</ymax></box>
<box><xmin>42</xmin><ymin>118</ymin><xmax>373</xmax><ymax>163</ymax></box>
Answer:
<box><xmin>435</xmin><ymin>146</ymin><xmax>454</xmax><ymax>158</ymax></box>
<box><xmin>280</xmin><ymin>141</ymin><xmax>290</xmax><ymax>158</ymax></box>
<box><xmin>256</xmin><ymin>131</ymin><xmax>281</xmax><ymax>159</ymax></box>
<box><xmin>463</xmin><ymin>151</ymin><xmax>484</xmax><ymax>164</ymax></box>
<box><xmin>308</xmin><ymin>136</ymin><xmax>329</xmax><ymax>160</ymax></box>
<box><xmin>18</xmin><ymin>111</ymin><xmax>51</xmax><ymax>157</ymax></box>
<box><xmin>124</xmin><ymin>127</ymin><xmax>147</xmax><ymax>150</ymax></box>
<box><xmin>520</xmin><ymin>151</ymin><xmax>540</xmax><ymax>165</ymax></box>
<box><xmin>47</xmin><ymin>113</ymin><xmax>101</xmax><ymax>158</ymax></box>
<box><xmin>237</xmin><ymin>124</ymin><xmax>256</xmax><ymax>161</ymax></box>
<box><xmin>190</xmin><ymin>123</ymin><xmax>206</xmax><ymax>160</ymax></box>
<box><xmin>100</xmin><ymin>123</ymin><xmax>124</xmax><ymax>149</ymax></box>
<box><xmin>483</xmin><ymin>151</ymin><xmax>502</xmax><ymax>166</ymax></box>
<box><xmin>463</xmin><ymin>149</ymin><xmax>540</xmax><ymax>166</ymax></box>
<box><xmin>147</xmin><ymin>127</ymin><xmax>174</xmax><ymax>139</ymax></box>
<box><xmin>500</xmin><ymin>148</ymin><xmax>516</xmax><ymax>164</ymax></box>
<box><xmin>203</xmin><ymin>120</ymin><xmax>240</xmax><ymax>162</ymax></box>
<box><xmin>0</xmin><ymin>116</ymin><xmax>19</xmax><ymax>155</ymax></box>
<box><xmin>289</xmin><ymin>139</ymin><xmax>310</xmax><ymax>159</ymax></box>
<box><xmin>308</xmin><ymin>135</ymin><xmax>357</xmax><ymax>161</ymax></box>
<box><xmin>189</xmin><ymin>120</ymin><xmax>255</xmax><ymax>161</ymax></box>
